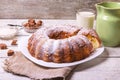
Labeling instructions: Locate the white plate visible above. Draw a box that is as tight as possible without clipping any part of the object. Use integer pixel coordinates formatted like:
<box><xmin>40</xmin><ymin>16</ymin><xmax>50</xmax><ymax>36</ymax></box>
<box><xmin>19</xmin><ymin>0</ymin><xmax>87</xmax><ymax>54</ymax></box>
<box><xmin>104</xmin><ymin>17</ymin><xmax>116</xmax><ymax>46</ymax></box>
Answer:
<box><xmin>18</xmin><ymin>37</ymin><xmax>104</xmax><ymax>68</ymax></box>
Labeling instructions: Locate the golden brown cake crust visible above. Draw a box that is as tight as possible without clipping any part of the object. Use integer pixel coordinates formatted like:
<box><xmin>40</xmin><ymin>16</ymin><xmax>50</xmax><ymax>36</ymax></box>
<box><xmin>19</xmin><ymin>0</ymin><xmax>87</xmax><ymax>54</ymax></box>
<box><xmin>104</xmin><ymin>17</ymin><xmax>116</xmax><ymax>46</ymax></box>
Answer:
<box><xmin>27</xmin><ymin>25</ymin><xmax>101</xmax><ymax>63</ymax></box>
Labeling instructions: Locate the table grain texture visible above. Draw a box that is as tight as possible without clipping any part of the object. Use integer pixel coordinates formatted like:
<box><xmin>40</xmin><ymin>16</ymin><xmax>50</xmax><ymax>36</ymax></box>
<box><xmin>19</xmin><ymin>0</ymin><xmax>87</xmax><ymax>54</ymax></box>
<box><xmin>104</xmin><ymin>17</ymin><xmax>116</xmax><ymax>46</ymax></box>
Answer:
<box><xmin>0</xmin><ymin>19</ymin><xmax>120</xmax><ymax>80</ymax></box>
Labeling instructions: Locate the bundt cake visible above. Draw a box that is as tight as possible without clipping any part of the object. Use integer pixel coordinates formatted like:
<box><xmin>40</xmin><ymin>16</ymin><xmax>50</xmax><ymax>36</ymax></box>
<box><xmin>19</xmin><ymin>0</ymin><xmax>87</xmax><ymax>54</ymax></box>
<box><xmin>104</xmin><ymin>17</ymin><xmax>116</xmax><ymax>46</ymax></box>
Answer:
<box><xmin>27</xmin><ymin>25</ymin><xmax>101</xmax><ymax>63</ymax></box>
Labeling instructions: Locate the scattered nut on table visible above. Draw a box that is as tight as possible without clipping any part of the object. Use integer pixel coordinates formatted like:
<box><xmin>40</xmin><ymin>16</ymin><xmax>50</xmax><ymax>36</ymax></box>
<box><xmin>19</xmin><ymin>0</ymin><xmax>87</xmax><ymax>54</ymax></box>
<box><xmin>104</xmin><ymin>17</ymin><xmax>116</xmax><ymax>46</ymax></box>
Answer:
<box><xmin>0</xmin><ymin>43</ymin><xmax>7</xmax><ymax>49</ymax></box>
<box><xmin>11</xmin><ymin>39</ymin><xmax>17</xmax><ymax>45</ymax></box>
<box><xmin>7</xmin><ymin>49</ymin><xmax>14</xmax><ymax>56</ymax></box>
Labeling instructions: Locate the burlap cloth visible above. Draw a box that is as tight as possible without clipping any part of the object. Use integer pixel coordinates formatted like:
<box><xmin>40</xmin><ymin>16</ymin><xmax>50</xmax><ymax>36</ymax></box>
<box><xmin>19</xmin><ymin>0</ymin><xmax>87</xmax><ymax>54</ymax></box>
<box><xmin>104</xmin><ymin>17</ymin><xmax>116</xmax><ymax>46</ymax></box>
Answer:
<box><xmin>3</xmin><ymin>51</ymin><xmax>75</xmax><ymax>80</ymax></box>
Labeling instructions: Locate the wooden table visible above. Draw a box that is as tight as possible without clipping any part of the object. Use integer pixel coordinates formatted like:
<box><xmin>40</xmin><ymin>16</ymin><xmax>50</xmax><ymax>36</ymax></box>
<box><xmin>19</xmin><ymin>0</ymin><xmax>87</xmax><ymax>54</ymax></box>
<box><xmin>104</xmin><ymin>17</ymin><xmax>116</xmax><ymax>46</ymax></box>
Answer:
<box><xmin>0</xmin><ymin>19</ymin><xmax>120</xmax><ymax>80</ymax></box>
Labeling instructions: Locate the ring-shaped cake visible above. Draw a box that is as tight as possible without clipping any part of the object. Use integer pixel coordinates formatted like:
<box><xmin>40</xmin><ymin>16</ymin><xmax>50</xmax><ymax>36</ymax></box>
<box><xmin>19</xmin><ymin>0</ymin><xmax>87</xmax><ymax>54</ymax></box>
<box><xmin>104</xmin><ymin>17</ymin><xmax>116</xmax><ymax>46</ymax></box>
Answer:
<box><xmin>28</xmin><ymin>25</ymin><xmax>101</xmax><ymax>63</ymax></box>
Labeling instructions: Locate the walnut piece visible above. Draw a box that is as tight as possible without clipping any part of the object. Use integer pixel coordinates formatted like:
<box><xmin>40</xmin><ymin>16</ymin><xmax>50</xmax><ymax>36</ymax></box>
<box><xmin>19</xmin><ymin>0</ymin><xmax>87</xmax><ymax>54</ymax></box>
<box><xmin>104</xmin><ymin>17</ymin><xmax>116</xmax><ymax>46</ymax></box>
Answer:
<box><xmin>0</xmin><ymin>43</ymin><xmax>7</xmax><ymax>49</ymax></box>
<box><xmin>11</xmin><ymin>39</ymin><xmax>17</xmax><ymax>45</ymax></box>
<box><xmin>23</xmin><ymin>19</ymin><xmax>42</xmax><ymax>28</ymax></box>
<box><xmin>7</xmin><ymin>49</ymin><xmax>14</xmax><ymax>56</ymax></box>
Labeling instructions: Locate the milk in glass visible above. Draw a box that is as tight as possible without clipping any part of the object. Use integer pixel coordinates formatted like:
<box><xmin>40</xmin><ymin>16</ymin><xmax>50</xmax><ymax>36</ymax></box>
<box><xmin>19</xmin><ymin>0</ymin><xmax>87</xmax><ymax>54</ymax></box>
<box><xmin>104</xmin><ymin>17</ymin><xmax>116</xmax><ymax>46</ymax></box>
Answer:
<box><xmin>76</xmin><ymin>11</ymin><xmax>95</xmax><ymax>29</ymax></box>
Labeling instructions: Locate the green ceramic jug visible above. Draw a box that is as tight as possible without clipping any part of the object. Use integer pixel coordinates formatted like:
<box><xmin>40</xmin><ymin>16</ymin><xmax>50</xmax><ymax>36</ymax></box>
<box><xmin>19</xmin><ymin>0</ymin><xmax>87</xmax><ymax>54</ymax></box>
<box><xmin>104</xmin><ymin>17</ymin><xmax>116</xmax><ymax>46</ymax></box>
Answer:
<box><xmin>96</xmin><ymin>2</ymin><xmax>120</xmax><ymax>47</ymax></box>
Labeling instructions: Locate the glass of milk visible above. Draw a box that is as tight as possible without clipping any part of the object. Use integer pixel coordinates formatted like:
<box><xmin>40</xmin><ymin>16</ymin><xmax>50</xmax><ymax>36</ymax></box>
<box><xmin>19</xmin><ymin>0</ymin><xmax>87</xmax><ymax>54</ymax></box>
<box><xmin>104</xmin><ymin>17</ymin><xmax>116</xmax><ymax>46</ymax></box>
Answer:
<box><xmin>76</xmin><ymin>9</ymin><xmax>95</xmax><ymax>29</ymax></box>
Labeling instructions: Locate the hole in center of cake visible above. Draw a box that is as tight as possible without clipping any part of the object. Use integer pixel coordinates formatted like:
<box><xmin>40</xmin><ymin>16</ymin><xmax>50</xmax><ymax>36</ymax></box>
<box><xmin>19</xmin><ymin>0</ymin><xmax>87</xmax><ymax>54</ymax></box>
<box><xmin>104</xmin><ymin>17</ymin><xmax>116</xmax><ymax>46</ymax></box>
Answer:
<box><xmin>48</xmin><ymin>29</ymin><xmax>80</xmax><ymax>40</ymax></box>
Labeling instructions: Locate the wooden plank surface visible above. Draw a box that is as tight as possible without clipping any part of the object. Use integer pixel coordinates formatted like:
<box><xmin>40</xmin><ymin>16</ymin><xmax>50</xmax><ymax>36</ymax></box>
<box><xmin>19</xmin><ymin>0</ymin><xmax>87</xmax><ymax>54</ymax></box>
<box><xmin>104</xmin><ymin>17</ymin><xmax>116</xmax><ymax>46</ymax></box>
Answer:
<box><xmin>1</xmin><ymin>57</ymin><xmax>120</xmax><ymax>80</ymax></box>
<box><xmin>69</xmin><ymin>58</ymin><xmax>120</xmax><ymax>80</ymax></box>
<box><xmin>0</xmin><ymin>0</ymin><xmax>118</xmax><ymax>19</ymax></box>
<box><xmin>0</xmin><ymin>19</ymin><xmax>120</xmax><ymax>80</ymax></box>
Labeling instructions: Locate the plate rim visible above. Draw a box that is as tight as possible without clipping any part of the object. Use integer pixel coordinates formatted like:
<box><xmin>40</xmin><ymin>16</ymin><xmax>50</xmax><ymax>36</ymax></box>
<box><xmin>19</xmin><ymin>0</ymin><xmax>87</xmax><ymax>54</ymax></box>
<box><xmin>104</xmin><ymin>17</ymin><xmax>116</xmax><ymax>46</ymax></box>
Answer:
<box><xmin>18</xmin><ymin>36</ymin><xmax>104</xmax><ymax>68</ymax></box>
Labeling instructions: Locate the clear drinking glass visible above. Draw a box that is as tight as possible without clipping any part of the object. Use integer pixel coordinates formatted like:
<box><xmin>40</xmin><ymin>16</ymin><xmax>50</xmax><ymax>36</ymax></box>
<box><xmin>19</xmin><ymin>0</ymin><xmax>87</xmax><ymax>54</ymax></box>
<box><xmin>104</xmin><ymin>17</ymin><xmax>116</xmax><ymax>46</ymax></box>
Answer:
<box><xmin>76</xmin><ymin>8</ymin><xmax>95</xmax><ymax>29</ymax></box>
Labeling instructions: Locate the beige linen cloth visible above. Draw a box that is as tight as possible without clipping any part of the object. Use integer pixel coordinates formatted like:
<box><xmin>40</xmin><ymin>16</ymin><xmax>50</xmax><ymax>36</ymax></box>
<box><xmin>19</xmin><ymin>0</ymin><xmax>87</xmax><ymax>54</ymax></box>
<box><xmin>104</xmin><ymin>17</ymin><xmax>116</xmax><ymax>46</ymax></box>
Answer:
<box><xmin>3</xmin><ymin>51</ymin><xmax>75</xmax><ymax>80</ymax></box>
